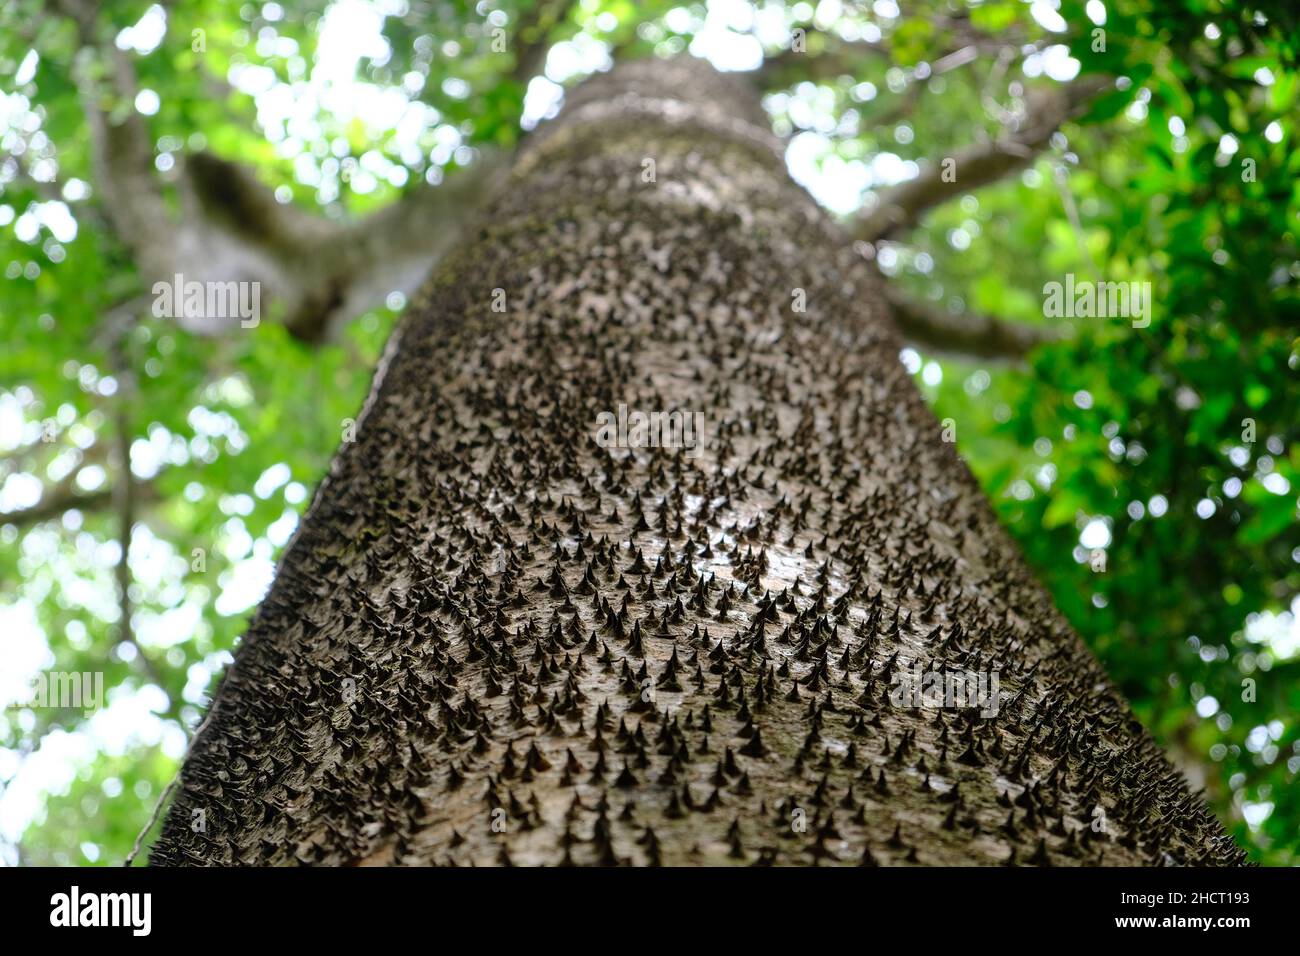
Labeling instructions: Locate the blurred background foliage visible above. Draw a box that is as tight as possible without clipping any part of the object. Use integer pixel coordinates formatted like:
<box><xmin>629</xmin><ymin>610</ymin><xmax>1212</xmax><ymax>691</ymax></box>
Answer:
<box><xmin>0</xmin><ymin>0</ymin><xmax>1296</xmax><ymax>865</ymax></box>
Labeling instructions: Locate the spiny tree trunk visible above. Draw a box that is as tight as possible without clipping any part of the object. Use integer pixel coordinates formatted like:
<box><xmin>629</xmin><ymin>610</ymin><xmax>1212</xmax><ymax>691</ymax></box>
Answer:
<box><xmin>152</xmin><ymin>59</ymin><xmax>1242</xmax><ymax>867</ymax></box>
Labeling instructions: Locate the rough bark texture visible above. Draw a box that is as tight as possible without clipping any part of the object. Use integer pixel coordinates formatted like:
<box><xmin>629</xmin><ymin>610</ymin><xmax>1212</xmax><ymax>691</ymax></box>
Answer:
<box><xmin>152</xmin><ymin>59</ymin><xmax>1243</xmax><ymax>867</ymax></box>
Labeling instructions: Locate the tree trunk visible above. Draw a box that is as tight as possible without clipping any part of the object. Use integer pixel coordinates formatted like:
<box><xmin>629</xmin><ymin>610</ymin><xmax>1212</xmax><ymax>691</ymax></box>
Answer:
<box><xmin>152</xmin><ymin>59</ymin><xmax>1243</xmax><ymax>867</ymax></box>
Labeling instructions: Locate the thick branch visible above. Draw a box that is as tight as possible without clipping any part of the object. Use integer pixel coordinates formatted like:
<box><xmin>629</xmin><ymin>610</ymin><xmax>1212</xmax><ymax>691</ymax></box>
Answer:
<box><xmin>182</xmin><ymin>151</ymin><xmax>506</xmax><ymax>341</ymax></box>
<box><xmin>883</xmin><ymin>284</ymin><xmax>1060</xmax><ymax>360</ymax></box>
<box><xmin>0</xmin><ymin>481</ymin><xmax>157</xmax><ymax>530</ymax></box>
<box><xmin>58</xmin><ymin>0</ymin><xmax>177</xmax><ymax>280</ymax></box>
<box><xmin>1</xmin><ymin>486</ymin><xmax>112</xmax><ymax>527</ymax></box>
<box><xmin>856</xmin><ymin>75</ymin><xmax>1112</xmax><ymax>241</ymax></box>
<box><xmin>52</xmin><ymin>0</ymin><xmax>501</xmax><ymax>344</ymax></box>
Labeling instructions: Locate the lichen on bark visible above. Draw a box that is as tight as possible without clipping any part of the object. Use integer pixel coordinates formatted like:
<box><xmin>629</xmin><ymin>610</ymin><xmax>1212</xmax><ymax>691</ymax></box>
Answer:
<box><xmin>152</xmin><ymin>59</ymin><xmax>1244</xmax><ymax>867</ymax></box>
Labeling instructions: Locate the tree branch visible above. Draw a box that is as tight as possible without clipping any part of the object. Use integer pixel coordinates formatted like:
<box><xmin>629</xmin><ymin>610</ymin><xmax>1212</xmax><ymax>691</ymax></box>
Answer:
<box><xmin>49</xmin><ymin>0</ymin><xmax>503</xmax><ymax>344</ymax></box>
<box><xmin>108</xmin><ymin>335</ymin><xmax>167</xmax><ymax>690</ymax></box>
<box><xmin>0</xmin><ymin>480</ymin><xmax>158</xmax><ymax>530</ymax></box>
<box><xmin>58</xmin><ymin>0</ymin><xmax>177</xmax><ymax>280</ymax></box>
<box><xmin>509</xmin><ymin>0</ymin><xmax>574</xmax><ymax>87</ymax></box>
<box><xmin>756</xmin><ymin>29</ymin><xmax>890</xmax><ymax>87</ymax></box>
<box><xmin>755</xmin><ymin>13</ymin><xmax>1025</xmax><ymax>92</ymax></box>
<box><xmin>1</xmin><ymin>486</ymin><xmax>110</xmax><ymax>527</ymax></box>
<box><xmin>883</xmin><ymin>283</ymin><xmax>1061</xmax><ymax>361</ymax></box>
<box><xmin>181</xmin><ymin>150</ymin><xmax>507</xmax><ymax>341</ymax></box>
<box><xmin>855</xmin><ymin>74</ymin><xmax>1112</xmax><ymax>241</ymax></box>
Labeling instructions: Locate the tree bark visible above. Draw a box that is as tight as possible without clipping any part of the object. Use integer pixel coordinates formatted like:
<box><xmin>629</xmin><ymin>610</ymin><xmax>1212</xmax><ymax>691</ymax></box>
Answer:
<box><xmin>151</xmin><ymin>59</ymin><xmax>1243</xmax><ymax>867</ymax></box>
